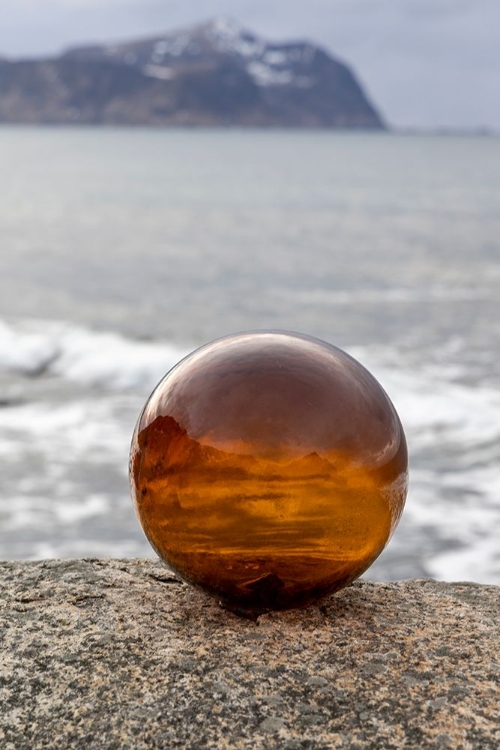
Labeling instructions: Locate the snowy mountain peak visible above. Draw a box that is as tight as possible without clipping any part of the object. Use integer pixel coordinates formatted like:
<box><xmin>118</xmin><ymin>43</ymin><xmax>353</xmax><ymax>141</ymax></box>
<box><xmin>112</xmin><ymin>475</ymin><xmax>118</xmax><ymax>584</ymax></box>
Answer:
<box><xmin>202</xmin><ymin>16</ymin><xmax>264</xmax><ymax>58</ymax></box>
<box><xmin>66</xmin><ymin>18</ymin><xmax>320</xmax><ymax>89</ymax></box>
<box><xmin>196</xmin><ymin>18</ymin><xmax>319</xmax><ymax>85</ymax></box>
<box><xmin>51</xmin><ymin>19</ymin><xmax>385</xmax><ymax>128</ymax></box>
<box><xmin>204</xmin><ymin>16</ymin><xmax>248</xmax><ymax>40</ymax></box>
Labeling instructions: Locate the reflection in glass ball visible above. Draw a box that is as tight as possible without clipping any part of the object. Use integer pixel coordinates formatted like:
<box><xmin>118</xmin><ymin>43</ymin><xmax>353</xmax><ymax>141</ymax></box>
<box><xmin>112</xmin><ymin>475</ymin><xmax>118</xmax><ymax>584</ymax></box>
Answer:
<box><xmin>130</xmin><ymin>331</ymin><xmax>408</xmax><ymax>614</ymax></box>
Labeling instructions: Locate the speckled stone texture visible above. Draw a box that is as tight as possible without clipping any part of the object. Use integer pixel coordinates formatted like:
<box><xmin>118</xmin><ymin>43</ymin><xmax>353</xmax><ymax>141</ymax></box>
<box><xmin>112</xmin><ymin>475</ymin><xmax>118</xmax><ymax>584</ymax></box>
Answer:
<box><xmin>0</xmin><ymin>560</ymin><xmax>498</xmax><ymax>749</ymax></box>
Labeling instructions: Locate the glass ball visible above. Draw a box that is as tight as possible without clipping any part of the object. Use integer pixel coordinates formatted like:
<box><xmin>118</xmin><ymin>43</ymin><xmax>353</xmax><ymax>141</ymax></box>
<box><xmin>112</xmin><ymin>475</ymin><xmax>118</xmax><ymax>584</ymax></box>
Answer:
<box><xmin>130</xmin><ymin>331</ymin><xmax>408</xmax><ymax>614</ymax></box>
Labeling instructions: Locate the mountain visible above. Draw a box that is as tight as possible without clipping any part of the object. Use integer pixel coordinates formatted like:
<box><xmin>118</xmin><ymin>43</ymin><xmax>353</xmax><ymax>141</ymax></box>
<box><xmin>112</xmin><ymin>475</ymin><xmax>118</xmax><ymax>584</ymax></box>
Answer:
<box><xmin>132</xmin><ymin>415</ymin><xmax>261</xmax><ymax>487</ymax></box>
<box><xmin>131</xmin><ymin>415</ymin><xmax>338</xmax><ymax>492</ymax></box>
<box><xmin>0</xmin><ymin>18</ymin><xmax>385</xmax><ymax>128</ymax></box>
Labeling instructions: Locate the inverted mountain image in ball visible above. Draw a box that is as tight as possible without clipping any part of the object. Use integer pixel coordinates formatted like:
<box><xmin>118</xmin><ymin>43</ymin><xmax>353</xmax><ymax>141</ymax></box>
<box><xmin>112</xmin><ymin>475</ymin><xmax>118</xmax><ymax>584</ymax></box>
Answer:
<box><xmin>130</xmin><ymin>331</ymin><xmax>408</xmax><ymax>614</ymax></box>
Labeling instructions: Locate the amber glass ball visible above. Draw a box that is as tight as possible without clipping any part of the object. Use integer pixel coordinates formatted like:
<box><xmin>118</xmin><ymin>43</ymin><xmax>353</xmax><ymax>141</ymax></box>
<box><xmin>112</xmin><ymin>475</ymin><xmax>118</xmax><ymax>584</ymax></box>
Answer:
<box><xmin>130</xmin><ymin>331</ymin><xmax>407</xmax><ymax>614</ymax></box>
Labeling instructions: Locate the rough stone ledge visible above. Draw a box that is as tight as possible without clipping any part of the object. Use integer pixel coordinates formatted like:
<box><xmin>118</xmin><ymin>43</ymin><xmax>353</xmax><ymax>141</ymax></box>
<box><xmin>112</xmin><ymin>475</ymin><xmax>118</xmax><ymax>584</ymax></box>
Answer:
<box><xmin>0</xmin><ymin>559</ymin><xmax>498</xmax><ymax>750</ymax></box>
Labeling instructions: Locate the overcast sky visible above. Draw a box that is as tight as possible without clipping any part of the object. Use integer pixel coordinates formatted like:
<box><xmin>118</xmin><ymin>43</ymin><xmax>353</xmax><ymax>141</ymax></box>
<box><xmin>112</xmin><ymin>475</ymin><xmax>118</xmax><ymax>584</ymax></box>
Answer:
<box><xmin>1</xmin><ymin>0</ymin><xmax>498</xmax><ymax>130</ymax></box>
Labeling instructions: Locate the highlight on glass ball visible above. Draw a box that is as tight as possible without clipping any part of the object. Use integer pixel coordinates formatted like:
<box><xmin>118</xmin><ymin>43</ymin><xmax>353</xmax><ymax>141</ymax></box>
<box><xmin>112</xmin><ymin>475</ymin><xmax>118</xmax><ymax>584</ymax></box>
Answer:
<box><xmin>129</xmin><ymin>331</ymin><xmax>408</xmax><ymax>614</ymax></box>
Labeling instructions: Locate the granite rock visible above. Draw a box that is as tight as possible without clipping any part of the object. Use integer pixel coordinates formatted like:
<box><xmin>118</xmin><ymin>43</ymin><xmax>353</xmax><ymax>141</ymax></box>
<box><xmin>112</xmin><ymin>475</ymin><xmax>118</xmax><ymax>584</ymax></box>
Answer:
<box><xmin>0</xmin><ymin>559</ymin><xmax>498</xmax><ymax>749</ymax></box>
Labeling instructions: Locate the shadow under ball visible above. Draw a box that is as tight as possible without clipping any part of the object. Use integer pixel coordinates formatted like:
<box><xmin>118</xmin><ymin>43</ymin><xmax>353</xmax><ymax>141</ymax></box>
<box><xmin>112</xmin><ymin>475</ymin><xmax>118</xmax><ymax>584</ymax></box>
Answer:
<box><xmin>130</xmin><ymin>331</ymin><xmax>408</xmax><ymax>615</ymax></box>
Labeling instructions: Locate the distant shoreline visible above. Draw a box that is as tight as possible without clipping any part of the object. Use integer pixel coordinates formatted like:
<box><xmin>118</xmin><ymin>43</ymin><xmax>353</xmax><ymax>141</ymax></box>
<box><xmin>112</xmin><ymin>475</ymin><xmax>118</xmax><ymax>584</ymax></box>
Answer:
<box><xmin>395</xmin><ymin>126</ymin><xmax>499</xmax><ymax>138</ymax></box>
<box><xmin>0</xmin><ymin>122</ymin><xmax>497</xmax><ymax>137</ymax></box>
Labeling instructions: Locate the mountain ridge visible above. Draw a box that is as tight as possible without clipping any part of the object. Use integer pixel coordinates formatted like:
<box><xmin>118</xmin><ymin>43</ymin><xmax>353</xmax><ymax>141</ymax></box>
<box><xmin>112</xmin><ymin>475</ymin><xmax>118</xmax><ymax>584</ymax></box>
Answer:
<box><xmin>0</xmin><ymin>18</ymin><xmax>385</xmax><ymax>128</ymax></box>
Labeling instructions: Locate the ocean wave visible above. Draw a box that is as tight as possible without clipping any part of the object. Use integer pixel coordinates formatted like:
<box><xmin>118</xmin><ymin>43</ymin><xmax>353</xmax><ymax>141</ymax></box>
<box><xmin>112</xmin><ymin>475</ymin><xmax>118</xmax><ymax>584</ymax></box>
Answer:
<box><xmin>377</xmin><ymin>370</ymin><xmax>500</xmax><ymax>451</ymax></box>
<box><xmin>2</xmin><ymin>316</ymin><xmax>500</xmax><ymax>582</ymax></box>
<box><xmin>3</xmin><ymin>318</ymin><xmax>500</xmax><ymax>452</ymax></box>
<box><xmin>0</xmin><ymin>318</ymin><xmax>189</xmax><ymax>391</ymax></box>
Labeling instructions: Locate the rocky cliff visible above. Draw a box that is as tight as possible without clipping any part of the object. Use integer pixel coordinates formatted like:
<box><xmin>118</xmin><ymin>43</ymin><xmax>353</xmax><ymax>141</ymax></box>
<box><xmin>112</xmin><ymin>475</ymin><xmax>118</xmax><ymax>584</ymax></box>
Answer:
<box><xmin>0</xmin><ymin>18</ymin><xmax>384</xmax><ymax>128</ymax></box>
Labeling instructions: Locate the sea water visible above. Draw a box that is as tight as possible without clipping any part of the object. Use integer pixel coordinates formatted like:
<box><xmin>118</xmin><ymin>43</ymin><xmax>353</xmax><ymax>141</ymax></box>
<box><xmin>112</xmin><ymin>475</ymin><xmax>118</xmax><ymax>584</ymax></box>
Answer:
<box><xmin>1</xmin><ymin>127</ymin><xmax>499</xmax><ymax>584</ymax></box>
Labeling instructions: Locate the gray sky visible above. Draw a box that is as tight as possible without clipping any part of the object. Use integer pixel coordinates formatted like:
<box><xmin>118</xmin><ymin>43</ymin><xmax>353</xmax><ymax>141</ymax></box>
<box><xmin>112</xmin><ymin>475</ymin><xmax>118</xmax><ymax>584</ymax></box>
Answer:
<box><xmin>1</xmin><ymin>0</ymin><xmax>498</xmax><ymax>130</ymax></box>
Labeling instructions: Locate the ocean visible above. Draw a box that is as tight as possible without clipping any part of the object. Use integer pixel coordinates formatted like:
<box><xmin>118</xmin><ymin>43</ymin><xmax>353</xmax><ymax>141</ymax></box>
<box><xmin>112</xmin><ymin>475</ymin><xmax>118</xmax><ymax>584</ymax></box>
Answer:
<box><xmin>1</xmin><ymin>127</ymin><xmax>499</xmax><ymax>584</ymax></box>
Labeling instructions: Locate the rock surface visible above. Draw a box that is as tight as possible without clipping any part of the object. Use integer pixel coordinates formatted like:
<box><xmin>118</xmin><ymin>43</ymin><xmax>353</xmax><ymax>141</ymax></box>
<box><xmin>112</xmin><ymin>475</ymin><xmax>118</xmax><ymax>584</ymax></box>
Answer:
<box><xmin>0</xmin><ymin>559</ymin><xmax>498</xmax><ymax>749</ymax></box>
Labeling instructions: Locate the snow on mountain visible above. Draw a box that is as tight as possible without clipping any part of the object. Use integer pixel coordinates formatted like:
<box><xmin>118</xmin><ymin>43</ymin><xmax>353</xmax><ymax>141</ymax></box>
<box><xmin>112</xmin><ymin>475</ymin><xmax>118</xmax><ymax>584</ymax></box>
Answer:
<box><xmin>73</xmin><ymin>17</ymin><xmax>352</xmax><ymax>91</ymax></box>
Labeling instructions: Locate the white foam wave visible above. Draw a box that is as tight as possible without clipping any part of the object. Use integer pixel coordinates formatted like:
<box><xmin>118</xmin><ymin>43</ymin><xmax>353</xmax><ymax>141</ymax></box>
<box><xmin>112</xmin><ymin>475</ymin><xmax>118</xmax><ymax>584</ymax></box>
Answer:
<box><xmin>27</xmin><ymin>538</ymin><xmax>152</xmax><ymax>561</ymax></box>
<box><xmin>5</xmin><ymin>494</ymin><xmax>111</xmax><ymax>531</ymax></box>
<box><xmin>427</xmin><ymin>540</ymin><xmax>500</xmax><ymax>585</ymax></box>
<box><xmin>0</xmin><ymin>319</ymin><xmax>59</xmax><ymax>376</ymax></box>
<box><xmin>378</xmin><ymin>370</ymin><xmax>500</xmax><ymax>450</ymax></box>
<box><xmin>0</xmin><ymin>318</ymin><xmax>189</xmax><ymax>391</ymax></box>
<box><xmin>1</xmin><ymin>318</ymin><xmax>500</xmax><ymax>583</ymax></box>
<box><xmin>347</xmin><ymin>347</ymin><xmax>500</xmax><ymax>585</ymax></box>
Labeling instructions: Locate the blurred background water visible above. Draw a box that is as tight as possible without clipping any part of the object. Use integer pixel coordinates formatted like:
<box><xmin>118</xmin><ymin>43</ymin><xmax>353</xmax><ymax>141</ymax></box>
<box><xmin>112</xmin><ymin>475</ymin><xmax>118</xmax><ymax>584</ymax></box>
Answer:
<box><xmin>1</xmin><ymin>127</ymin><xmax>499</xmax><ymax>583</ymax></box>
